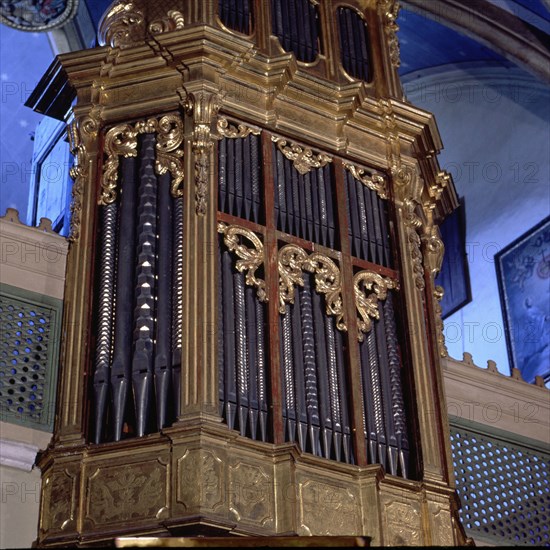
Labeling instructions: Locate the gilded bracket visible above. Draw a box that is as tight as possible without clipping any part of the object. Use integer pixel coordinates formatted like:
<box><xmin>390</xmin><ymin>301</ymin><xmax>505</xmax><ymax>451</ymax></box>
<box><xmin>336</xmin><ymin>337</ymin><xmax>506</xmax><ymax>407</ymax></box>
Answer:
<box><xmin>377</xmin><ymin>0</ymin><xmax>401</xmax><ymax>68</ymax></box>
<box><xmin>136</xmin><ymin>115</ymin><xmax>185</xmax><ymax>197</ymax></box>
<box><xmin>185</xmin><ymin>92</ymin><xmax>222</xmax><ymax>215</ymax></box>
<box><xmin>271</xmin><ymin>136</ymin><xmax>332</xmax><ymax>175</ymax></box>
<box><xmin>354</xmin><ymin>270</ymin><xmax>399</xmax><ymax>341</ymax></box>
<box><xmin>100</xmin><ymin>114</ymin><xmax>184</xmax><ymax>205</ymax></box>
<box><xmin>68</xmin><ymin>113</ymin><xmax>100</xmax><ymax>241</ymax></box>
<box><xmin>217</xmin><ymin>222</ymin><xmax>267</xmax><ymax>302</ymax></box>
<box><xmin>101</xmin><ymin>123</ymin><xmax>138</xmax><ymax>205</ymax></box>
<box><xmin>278</xmin><ymin>244</ymin><xmax>346</xmax><ymax>331</ymax></box>
<box><xmin>344</xmin><ymin>163</ymin><xmax>388</xmax><ymax>200</ymax></box>
<box><xmin>217</xmin><ymin>117</ymin><xmax>261</xmax><ymax>139</ymax></box>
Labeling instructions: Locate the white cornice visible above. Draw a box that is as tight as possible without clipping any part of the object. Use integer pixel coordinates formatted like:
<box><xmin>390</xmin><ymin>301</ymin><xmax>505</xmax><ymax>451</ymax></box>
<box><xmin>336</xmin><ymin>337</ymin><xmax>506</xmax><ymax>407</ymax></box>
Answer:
<box><xmin>442</xmin><ymin>354</ymin><xmax>550</xmax><ymax>444</ymax></box>
<box><xmin>0</xmin><ymin>438</ymin><xmax>39</xmax><ymax>471</ymax></box>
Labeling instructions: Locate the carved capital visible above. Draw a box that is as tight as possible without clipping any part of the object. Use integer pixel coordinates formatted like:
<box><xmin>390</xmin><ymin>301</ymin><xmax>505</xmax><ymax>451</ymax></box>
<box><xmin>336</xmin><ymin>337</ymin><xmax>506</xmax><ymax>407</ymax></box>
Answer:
<box><xmin>217</xmin><ymin>222</ymin><xmax>267</xmax><ymax>302</ymax></box>
<box><xmin>271</xmin><ymin>136</ymin><xmax>332</xmax><ymax>175</ymax></box>
<box><xmin>354</xmin><ymin>270</ymin><xmax>399</xmax><ymax>341</ymax></box>
<box><xmin>185</xmin><ymin>92</ymin><xmax>222</xmax><ymax>215</ymax></box>
<box><xmin>67</xmin><ymin>113</ymin><xmax>101</xmax><ymax>242</ymax></box>
<box><xmin>278</xmin><ymin>244</ymin><xmax>346</xmax><ymax>331</ymax></box>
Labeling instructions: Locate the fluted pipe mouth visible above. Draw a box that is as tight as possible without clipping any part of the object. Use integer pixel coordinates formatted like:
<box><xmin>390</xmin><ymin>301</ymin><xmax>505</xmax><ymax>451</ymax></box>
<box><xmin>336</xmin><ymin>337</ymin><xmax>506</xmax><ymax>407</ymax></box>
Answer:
<box><xmin>98</xmin><ymin>0</ymin><xmax>185</xmax><ymax>49</ymax></box>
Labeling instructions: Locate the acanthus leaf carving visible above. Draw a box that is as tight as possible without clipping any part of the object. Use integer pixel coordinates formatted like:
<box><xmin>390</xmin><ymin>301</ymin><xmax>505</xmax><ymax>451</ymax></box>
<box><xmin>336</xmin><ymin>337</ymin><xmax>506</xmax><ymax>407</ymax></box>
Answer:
<box><xmin>377</xmin><ymin>0</ymin><xmax>401</xmax><ymax>68</ymax></box>
<box><xmin>434</xmin><ymin>285</ymin><xmax>448</xmax><ymax>358</ymax></box>
<box><xmin>185</xmin><ymin>92</ymin><xmax>222</xmax><ymax>215</ymax></box>
<box><xmin>278</xmin><ymin>244</ymin><xmax>346</xmax><ymax>331</ymax></box>
<box><xmin>271</xmin><ymin>136</ymin><xmax>332</xmax><ymax>175</ymax></box>
<box><xmin>354</xmin><ymin>270</ymin><xmax>399</xmax><ymax>341</ymax></box>
<box><xmin>217</xmin><ymin>222</ymin><xmax>267</xmax><ymax>302</ymax></box>
<box><xmin>68</xmin><ymin>113</ymin><xmax>100</xmax><ymax>242</ymax></box>
<box><xmin>345</xmin><ymin>163</ymin><xmax>388</xmax><ymax>200</ymax></box>
<box><xmin>100</xmin><ymin>123</ymin><xmax>138</xmax><ymax>205</ymax></box>
<box><xmin>217</xmin><ymin>117</ymin><xmax>261</xmax><ymax>139</ymax></box>
<box><xmin>404</xmin><ymin>199</ymin><xmax>425</xmax><ymax>292</ymax></box>
<box><xmin>100</xmin><ymin>114</ymin><xmax>184</xmax><ymax>206</ymax></box>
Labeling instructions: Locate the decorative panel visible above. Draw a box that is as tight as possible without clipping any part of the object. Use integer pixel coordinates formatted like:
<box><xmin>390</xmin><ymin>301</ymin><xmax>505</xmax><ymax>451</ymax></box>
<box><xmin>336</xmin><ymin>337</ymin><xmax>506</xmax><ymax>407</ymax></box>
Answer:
<box><xmin>0</xmin><ymin>284</ymin><xmax>62</xmax><ymax>430</ymax></box>
<box><xmin>86</xmin><ymin>459</ymin><xmax>169</xmax><ymax>526</ymax></box>
<box><xmin>451</xmin><ymin>426</ymin><xmax>549</xmax><ymax>546</ymax></box>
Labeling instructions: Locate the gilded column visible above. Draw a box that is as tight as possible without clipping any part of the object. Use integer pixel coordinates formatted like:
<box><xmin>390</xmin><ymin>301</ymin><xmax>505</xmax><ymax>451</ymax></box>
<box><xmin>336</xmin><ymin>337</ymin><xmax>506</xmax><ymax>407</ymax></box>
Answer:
<box><xmin>56</xmin><ymin>108</ymin><xmax>101</xmax><ymax>444</ymax></box>
<box><xmin>178</xmin><ymin>90</ymin><xmax>222</xmax><ymax>419</ymax></box>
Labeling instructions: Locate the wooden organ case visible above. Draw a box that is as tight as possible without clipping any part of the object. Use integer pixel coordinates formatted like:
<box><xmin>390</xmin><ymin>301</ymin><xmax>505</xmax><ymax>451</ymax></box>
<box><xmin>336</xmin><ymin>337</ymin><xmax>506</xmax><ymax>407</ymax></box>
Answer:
<box><xmin>29</xmin><ymin>0</ymin><xmax>470</xmax><ymax>546</ymax></box>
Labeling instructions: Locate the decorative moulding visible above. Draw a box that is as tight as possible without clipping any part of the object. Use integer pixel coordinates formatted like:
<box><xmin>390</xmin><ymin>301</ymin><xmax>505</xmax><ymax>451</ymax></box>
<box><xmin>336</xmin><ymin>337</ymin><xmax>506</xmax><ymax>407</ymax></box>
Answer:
<box><xmin>0</xmin><ymin>438</ymin><xmax>39</xmax><ymax>472</ymax></box>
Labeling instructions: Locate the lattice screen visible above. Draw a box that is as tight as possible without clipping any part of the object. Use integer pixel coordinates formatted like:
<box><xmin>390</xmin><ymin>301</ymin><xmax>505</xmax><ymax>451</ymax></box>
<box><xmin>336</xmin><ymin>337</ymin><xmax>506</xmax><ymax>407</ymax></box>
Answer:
<box><xmin>450</xmin><ymin>425</ymin><xmax>549</xmax><ymax>546</ymax></box>
<box><xmin>0</xmin><ymin>285</ymin><xmax>62</xmax><ymax>430</ymax></box>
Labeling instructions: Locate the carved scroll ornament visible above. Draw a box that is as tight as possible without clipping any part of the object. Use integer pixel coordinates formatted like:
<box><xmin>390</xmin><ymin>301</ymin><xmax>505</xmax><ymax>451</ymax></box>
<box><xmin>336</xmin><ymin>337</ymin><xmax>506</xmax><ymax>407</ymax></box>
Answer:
<box><xmin>278</xmin><ymin>244</ymin><xmax>346</xmax><ymax>331</ymax></box>
<box><xmin>345</xmin><ymin>163</ymin><xmax>388</xmax><ymax>200</ymax></box>
<box><xmin>271</xmin><ymin>136</ymin><xmax>332</xmax><ymax>175</ymax></box>
<box><xmin>100</xmin><ymin>114</ymin><xmax>184</xmax><ymax>205</ymax></box>
<box><xmin>354</xmin><ymin>270</ymin><xmax>398</xmax><ymax>341</ymax></box>
<box><xmin>98</xmin><ymin>1</ymin><xmax>184</xmax><ymax>49</ymax></box>
<box><xmin>217</xmin><ymin>222</ymin><xmax>267</xmax><ymax>302</ymax></box>
<box><xmin>217</xmin><ymin>117</ymin><xmax>261</xmax><ymax>139</ymax></box>
<box><xmin>68</xmin><ymin>114</ymin><xmax>100</xmax><ymax>241</ymax></box>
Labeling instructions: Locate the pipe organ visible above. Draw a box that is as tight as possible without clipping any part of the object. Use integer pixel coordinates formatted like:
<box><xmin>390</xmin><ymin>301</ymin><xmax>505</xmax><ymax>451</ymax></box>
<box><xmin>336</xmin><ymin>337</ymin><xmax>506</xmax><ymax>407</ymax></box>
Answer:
<box><xmin>29</xmin><ymin>0</ymin><xmax>470</xmax><ymax>546</ymax></box>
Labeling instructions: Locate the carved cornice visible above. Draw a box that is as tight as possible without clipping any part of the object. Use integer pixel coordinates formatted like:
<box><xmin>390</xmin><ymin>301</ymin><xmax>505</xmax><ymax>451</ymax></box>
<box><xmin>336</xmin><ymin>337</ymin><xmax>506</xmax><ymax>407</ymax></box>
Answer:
<box><xmin>217</xmin><ymin>117</ymin><xmax>261</xmax><ymax>139</ymax></box>
<box><xmin>278</xmin><ymin>244</ymin><xmax>346</xmax><ymax>331</ymax></box>
<box><xmin>344</xmin><ymin>163</ymin><xmax>388</xmax><ymax>200</ymax></box>
<box><xmin>271</xmin><ymin>136</ymin><xmax>332</xmax><ymax>175</ymax></box>
<box><xmin>185</xmin><ymin>92</ymin><xmax>222</xmax><ymax>215</ymax></box>
<box><xmin>98</xmin><ymin>1</ymin><xmax>185</xmax><ymax>49</ymax></box>
<box><xmin>217</xmin><ymin>222</ymin><xmax>267</xmax><ymax>303</ymax></box>
<box><xmin>68</xmin><ymin>114</ymin><xmax>100</xmax><ymax>241</ymax></box>
<box><xmin>100</xmin><ymin>114</ymin><xmax>184</xmax><ymax>205</ymax></box>
<box><xmin>354</xmin><ymin>271</ymin><xmax>399</xmax><ymax>341</ymax></box>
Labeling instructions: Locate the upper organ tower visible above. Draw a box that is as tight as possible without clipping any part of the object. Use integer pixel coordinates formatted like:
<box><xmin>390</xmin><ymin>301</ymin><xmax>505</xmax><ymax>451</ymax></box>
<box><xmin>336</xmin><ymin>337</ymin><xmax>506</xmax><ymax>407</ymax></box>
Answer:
<box><xmin>30</xmin><ymin>0</ymin><xmax>468</xmax><ymax>546</ymax></box>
